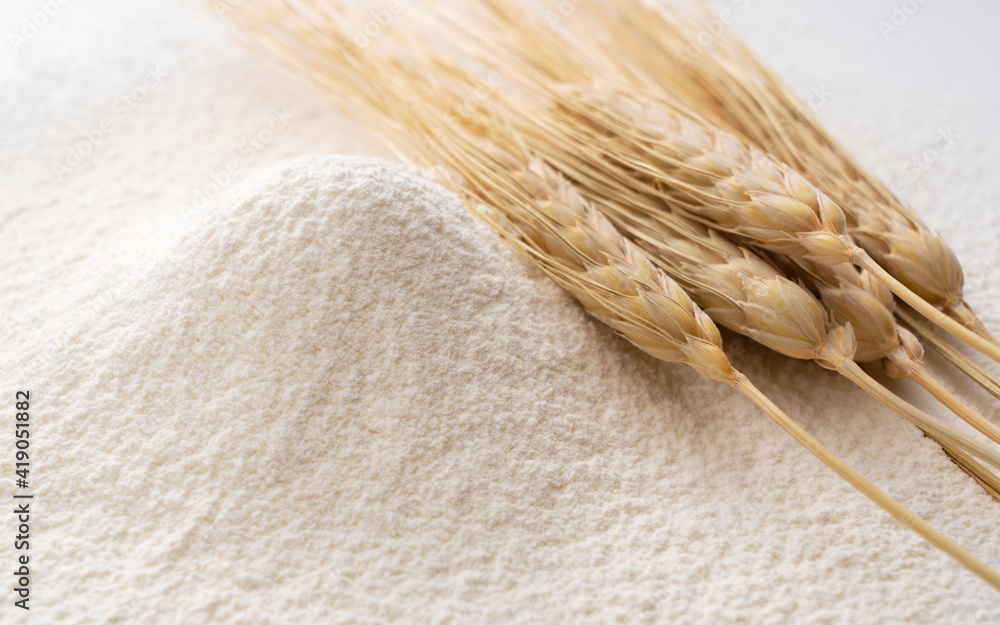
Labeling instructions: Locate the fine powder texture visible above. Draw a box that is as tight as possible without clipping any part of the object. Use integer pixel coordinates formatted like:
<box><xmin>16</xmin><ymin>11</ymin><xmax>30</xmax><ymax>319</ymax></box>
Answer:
<box><xmin>3</xmin><ymin>0</ymin><xmax>1000</xmax><ymax>623</ymax></box>
<box><xmin>5</xmin><ymin>155</ymin><xmax>1000</xmax><ymax>624</ymax></box>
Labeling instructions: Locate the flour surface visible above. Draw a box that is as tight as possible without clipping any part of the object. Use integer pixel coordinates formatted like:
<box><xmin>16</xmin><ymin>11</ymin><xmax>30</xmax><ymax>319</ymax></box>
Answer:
<box><xmin>2</xmin><ymin>0</ymin><xmax>1000</xmax><ymax>624</ymax></box>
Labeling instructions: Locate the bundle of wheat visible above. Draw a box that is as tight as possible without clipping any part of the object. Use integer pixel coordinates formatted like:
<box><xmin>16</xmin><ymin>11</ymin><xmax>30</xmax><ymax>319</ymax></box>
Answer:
<box><xmin>560</xmin><ymin>0</ymin><xmax>1000</xmax><ymax>394</ymax></box>
<box><xmin>493</xmin><ymin>89</ymin><xmax>1000</xmax><ymax>452</ymax></box>
<box><xmin>437</xmin><ymin>0</ymin><xmax>1000</xmax><ymax>398</ymax></box>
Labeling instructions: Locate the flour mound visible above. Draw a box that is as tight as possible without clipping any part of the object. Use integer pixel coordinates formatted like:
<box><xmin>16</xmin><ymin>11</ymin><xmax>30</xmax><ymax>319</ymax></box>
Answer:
<box><xmin>25</xmin><ymin>155</ymin><xmax>995</xmax><ymax>625</ymax></box>
<box><xmin>36</xmin><ymin>155</ymin><xmax>649</xmax><ymax>623</ymax></box>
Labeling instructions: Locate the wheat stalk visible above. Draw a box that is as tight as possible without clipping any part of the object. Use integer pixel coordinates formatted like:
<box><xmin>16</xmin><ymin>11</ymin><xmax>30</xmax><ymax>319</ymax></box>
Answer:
<box><xmin>897</xmin><ymin>306</ymin><xmax>1000</xmax><ymax>403</ymax></box>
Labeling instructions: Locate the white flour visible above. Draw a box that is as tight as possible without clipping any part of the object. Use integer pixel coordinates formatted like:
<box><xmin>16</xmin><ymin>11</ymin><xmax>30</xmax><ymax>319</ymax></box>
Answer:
<box><xmin>2</xmin><ymin>0</ymin><xmax>1000</xmax><ymax>623</ymax></box>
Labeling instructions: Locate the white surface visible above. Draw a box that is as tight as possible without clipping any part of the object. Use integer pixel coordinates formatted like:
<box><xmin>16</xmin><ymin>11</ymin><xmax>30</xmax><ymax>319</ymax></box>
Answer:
<box><xmin>1</xmin><ymin>1</ymin><xmax>999</xmax><ymax>623</ymax></box>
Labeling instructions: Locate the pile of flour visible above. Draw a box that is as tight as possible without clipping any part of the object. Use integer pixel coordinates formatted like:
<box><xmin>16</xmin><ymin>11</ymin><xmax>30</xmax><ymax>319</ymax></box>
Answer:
<box><xmin>3</xmin><ymin>154</ymin><xmax>997</xmax><ymax>624</ymax></box>
<box><xmin>3</xmin><ymin>0</ymin><xmax>1000</xmax><ymax>623</ymax></box>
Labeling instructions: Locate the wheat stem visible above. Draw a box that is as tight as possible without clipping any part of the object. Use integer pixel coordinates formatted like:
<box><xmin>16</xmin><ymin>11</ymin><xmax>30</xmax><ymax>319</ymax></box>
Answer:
<box><xmin>835</xmin><ymin>360</ymin><xmax>1000</xmax><ymax>470</ymax></box>
<box><xmin>897</xmin><ymin>306</ymin><xmax>1000</xmax><ymax>403</ymax></box>
<box><xmin>900</xmin><ymin>362</ymin><xmax>1000</xmax><ymax>446</ymax></box>
<box><xmin>935</xmin><ymin>440</ymin><xmax>1000</xmax><ymax>501</ymax></box>
<box><xmin>853</xmin><ymin>250</ymin><xmax>1000</xmax><ymax>363</ymax></box>
<box><xmin>734</xmin><ymin>374</ymin><xmax>1000</xmax><ymax>591</ymax></box>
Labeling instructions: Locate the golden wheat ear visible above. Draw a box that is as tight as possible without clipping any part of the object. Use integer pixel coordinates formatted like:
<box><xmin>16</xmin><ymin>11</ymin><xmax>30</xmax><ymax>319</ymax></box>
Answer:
<box><xmin>422</xmin><ymin>0</ymin><xmax>1000</xmax><ymax>374</ymax></box>
<box><xmin>567</xmin><ymin>194</ymin><xmax>1000</xmax><ymax>472</ymax></box>
<box><xmin>458</xmin><ymin>90</ymin><xmax>1000</xmax><ymax>497</ymax></box>
<box><xmin>485</xmin><ymin>94</ymin><xmax>1000</xmax><ymax>476</ymax></box>
<box><xmin>567</xmin><ymin>0</ymin><xmax>1000</xmax><ymax>356</ymax></box>
<box><xmin>540</xmin><ymin>89</ymin><xmax>1000</xmax><ymax>364</ymax></box>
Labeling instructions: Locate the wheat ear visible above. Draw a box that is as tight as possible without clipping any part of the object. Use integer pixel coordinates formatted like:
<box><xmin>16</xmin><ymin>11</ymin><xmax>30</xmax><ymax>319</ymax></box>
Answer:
<box><xmin>634</xmin><ymin>215</ymin><xmax>1000</xmax><ymax>493</ymax></box>
<box><xmin>489</xmin><ymin>89</ymin><xmax>1000</xmax><ymax>454</ymax></box>
<box><xmin>801</xmin><ymin>263</ymin><xmax>1000</xmax><ymax>446</ymax></box>
<box><xmin>567</xmin><ymin>0</ymin><xmax>999</xmax><ymax>350</ymax></box>
<box><xmin>451</xmin><ymin>141</ymin><xmax>1000</xmax><ymax>592</ymax></box>
<box><xmin>528</xmin><ymin>89</ymin><xmax>1000</xmax><ymax>363</ymax></box>
<box><xmin>425</xmin><ymin>0</ymin><xmax>1000</xmax><ymax>406</ymax></box>
<box><xmin>476</xmin><ymin>92</ymin><xmax>1000</xmax><ymax>484</ymax></box>
<box><xmin>456</xmin><ymin>0</ymin><xmax>1000</xmax><ymax>359</ymax></box>
<box><xmin>453</xmin><ymin>0</ymin><xmax>1000</xmax><ymax>365</ymax></box>
<box><xmin>392</xmin><ymin>6</ymin><xmax>1000</xmax><ymax>487</ymax></box>
<box><xmin>582</xmin><ymin>199</ymin><xmax>1000</xmax><ymax>469</ymax></box>
<box><xmin>520</xmin><ymin>133</ymin><xmax>1000</xmax><ymax>485</ymax></box>
<box><xmin>402</xmin><ymin>35</ymin><xmax>1000</xmax><ymax>477</ymax></box>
